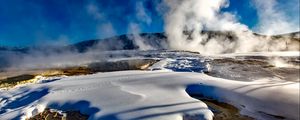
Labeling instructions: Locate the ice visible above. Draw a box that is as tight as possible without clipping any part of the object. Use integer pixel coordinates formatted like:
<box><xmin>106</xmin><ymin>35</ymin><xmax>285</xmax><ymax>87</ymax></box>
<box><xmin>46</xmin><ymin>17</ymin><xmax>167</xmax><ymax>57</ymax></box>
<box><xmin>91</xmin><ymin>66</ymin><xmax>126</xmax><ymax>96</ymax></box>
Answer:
<box><xmin>0</xmin><ymin>51</ymin><xmax>299</xmax><ymax>120</ymax></box>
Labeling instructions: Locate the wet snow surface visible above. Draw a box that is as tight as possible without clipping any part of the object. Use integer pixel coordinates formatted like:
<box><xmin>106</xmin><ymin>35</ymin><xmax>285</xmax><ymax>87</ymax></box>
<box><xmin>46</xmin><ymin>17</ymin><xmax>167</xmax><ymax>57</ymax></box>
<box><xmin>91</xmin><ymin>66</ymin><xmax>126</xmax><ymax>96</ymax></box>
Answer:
<box><xmin>0</xmin><ymin>50</ymin><xmax>299</xmax><ymax>120</ymax></box>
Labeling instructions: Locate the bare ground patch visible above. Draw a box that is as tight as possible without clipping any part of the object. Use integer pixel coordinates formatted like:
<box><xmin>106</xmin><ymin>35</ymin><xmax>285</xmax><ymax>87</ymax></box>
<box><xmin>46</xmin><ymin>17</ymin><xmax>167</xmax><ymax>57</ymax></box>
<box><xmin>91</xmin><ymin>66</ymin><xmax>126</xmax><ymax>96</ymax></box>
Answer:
<box><xmin>206</xmin><ymin>58</ymin><xmax>300</xmax><ymax>82</ymax></box>
<box><xmin>0</xmin><ymin>59</ymin><xmax>158</xmax><ymax>88</ymax></box>
<box><xmin>188</xmin><ymin>95</ymin><xmax>253</xmax><ymax>120</ymax></box>
<box><xmin>27</xmin><ymin>108</ymin><xmax>88</xmax><ymax>120</ymax></box>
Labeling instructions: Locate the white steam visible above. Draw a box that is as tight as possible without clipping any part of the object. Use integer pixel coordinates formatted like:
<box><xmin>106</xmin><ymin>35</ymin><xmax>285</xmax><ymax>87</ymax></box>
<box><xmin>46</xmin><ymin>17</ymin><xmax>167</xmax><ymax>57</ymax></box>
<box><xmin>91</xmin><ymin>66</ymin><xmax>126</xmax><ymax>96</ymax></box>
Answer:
<box><xmin>1</xmin><ymin>0</ymin><xmax>299</xmax><ymax>71</ymax></box>
<box><xmin>162</xmin><ymin>0</ymin><xmax>299</xmax><ymax>55</ymax></box>
<box><xmin>163</xmin><ymin>0</ymin><xmax>251</xmax><ymax>54</ymax></box>
<box><xmin>35</xmin><ymin>35</ymin><xmax>70</xmax><ymax>47</ymax></box>
<box><xmin>97</xmin><ymin>22</ymin><xmax>117</xmax><ymax>38</ymax></box>
<box><xmin>253</xmin><ymin>0</ymin><xmax>300</xmax><ymax>35</ymax></box>
<box><xmin>136</xmin><ymin>1</ymin><xmax>152</xmax><ymax>25</ymax></box>
<box><xmin>127</xmin><ymin>1</ymin><xmax>155</xmax><ymax>51</ymax></box>
<box><xmin>128</xmin><ymin>23</ymin><xmax>154</xmax><ymax>50</ymax></box>
<box><xmin>86</xmin><ymin>2</ymin><xmax>117</xmax><ymax>39</ymax></box>
<box><xmin>86</xmin><ymin>3</ymin><xmax>104</xmax><ymax>20</ymax></box>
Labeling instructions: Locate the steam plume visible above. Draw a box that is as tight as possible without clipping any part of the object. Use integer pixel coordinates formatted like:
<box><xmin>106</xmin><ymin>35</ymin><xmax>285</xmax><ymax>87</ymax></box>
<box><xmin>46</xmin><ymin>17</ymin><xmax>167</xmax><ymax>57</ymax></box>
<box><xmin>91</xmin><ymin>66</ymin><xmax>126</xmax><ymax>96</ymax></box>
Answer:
<box><xmin>162</xmin><ymin>0</ymin><xmax>299</xmax><ymax>55</ymax></box>
<box><xmin>253</xmin><ymin>0</ymin><xmax>300</xmax><ymax>35</ymax></box>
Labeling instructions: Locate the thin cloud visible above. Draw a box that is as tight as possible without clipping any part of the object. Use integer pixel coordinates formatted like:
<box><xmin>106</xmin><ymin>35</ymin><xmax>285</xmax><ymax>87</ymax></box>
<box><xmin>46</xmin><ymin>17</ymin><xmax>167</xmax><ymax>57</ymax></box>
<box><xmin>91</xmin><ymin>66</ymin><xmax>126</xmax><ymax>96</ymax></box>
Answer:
<box><xmin>253</xmin><ymin>0</ymin><xmax>300</xmax><ymax>35</ymax></box>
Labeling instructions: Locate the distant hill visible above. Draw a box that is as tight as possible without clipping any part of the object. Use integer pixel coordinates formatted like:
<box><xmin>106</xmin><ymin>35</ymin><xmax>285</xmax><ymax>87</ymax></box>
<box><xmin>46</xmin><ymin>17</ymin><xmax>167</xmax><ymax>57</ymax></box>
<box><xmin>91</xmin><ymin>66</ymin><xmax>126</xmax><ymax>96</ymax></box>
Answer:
<box><xmin>0</xmin><ymin>31</ymin><xmax>299</xmax><ymax>54</ymax></box>
<box><xmin>70</xmin><ymin>32</ymin><xmax>168</xmax><ymax>53</ymax></box>
<box><xmin>0</xmin><ymin>31</ymin><xmax>299</xmax><ymax>70</ymax></box>
<box><xmin>0</xmin><ymin>33</ymin><xmax>168</xmax><ymax>54</ymax></box>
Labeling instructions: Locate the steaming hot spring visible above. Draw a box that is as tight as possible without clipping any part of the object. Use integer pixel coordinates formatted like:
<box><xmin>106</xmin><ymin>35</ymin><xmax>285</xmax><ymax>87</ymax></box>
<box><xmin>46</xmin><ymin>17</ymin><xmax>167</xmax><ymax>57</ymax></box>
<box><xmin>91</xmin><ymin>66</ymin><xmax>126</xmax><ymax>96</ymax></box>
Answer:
<box><xmin>0</xmin><ymin>39</ymin><xmax>299</xmax><ymax>120</ymax></box>
<box><xmin>0</xmin><ymin>0</ymin><xmax>300</xmax><ymax>120</ymax></box>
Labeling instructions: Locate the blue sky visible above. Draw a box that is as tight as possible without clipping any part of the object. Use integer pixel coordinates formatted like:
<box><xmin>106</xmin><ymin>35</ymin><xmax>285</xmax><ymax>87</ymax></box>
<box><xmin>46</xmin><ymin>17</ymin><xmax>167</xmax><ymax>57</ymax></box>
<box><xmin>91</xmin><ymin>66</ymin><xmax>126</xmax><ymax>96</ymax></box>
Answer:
<box><xmin>0</xmin><ymin>0</ymin><xmax>298</xmax><ymax>47</ymax></box>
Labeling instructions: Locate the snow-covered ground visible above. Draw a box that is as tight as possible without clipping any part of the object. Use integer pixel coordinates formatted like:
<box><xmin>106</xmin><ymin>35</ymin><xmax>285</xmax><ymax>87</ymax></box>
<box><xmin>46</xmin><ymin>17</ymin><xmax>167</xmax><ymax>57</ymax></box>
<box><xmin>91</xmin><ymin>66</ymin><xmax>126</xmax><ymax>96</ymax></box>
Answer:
<box><xmin>0</xmin><ymin>51</ymin><xmax>299</xmax><ymax>120</ymax></box>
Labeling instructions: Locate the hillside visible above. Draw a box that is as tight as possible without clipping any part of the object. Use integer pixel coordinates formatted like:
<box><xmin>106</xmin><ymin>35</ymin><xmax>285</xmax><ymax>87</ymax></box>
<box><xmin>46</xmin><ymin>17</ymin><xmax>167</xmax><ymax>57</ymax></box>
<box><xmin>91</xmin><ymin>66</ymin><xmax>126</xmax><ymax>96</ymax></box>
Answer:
<box><xmin>0</xmin><ymin>31</ymin><xmax>299</xmax><ymax>54</ymax></box>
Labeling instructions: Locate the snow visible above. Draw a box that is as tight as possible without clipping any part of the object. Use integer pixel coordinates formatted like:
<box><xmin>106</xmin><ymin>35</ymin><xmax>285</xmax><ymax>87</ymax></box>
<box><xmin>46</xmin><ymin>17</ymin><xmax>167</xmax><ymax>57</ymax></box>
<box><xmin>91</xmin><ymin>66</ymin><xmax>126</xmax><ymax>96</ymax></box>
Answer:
<box><xmin>0</xmin><ymin>51</ymin><xmax>299</xmax><ymax>120</ymax></box>
<box><xmin>148</xmin><ymin>58</ymin><xmax>210</xmax><ymax>73</ymax></box>
<box><xmin>186</xmin><ymin>75</ymin><xmax>299</xmax><ymax>120</ymax></box>
<box><xmin>218</xmin><ymin>51</ymin><xmax>300</xmax><ymax>57</ymax></box>
<box><xmin>0</xmin><ymin>71</ymin><xmax>214</xmax><ymax>120</ymax></box>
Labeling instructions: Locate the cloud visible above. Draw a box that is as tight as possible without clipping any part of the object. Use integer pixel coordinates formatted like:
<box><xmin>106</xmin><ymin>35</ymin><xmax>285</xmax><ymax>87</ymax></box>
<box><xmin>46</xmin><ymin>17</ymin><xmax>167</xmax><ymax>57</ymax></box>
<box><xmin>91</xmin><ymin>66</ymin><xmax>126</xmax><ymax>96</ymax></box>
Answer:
<box><xmin>86</xmin><ymin>2</ymin><xmax>117</xmax><ymax>39</ymax></box>
<box><xmin>162</xmin><ymin>0</ymin><xmax>252</xmax><ymax>54</ymax></box>
<box><xmin>161</xmin><ymin>0</ymin><xmax>298</xmax><ymax>54</ymax></box>
<box><xmin>86</xmin><ymin>3</ymin><xmax>104</xmax><ymax>20</ymax></box>
<box><xmin>124</xmin><ymin>1</ymin><xmax>156</xmax><ymax>50</ymax></box>
<box><xmin>253</xmin><ymin>0</ymin><xmax>300</xmax><ymax>35</ymax></box>
<box><xmin>135</xmin><ymin>2</ymin><xmax>152</xmax><ymax>25</ymax></box>
<box><xmin>128</xmin><ymin>23</ymin><xmax>154</xmax><ymax>50</ymax></box>
<box><xmin>97</xmin><ymin>22</ymin><xmax>116</xmax><ymax>38</ymax></box>
<box><xmin>33</xmin><ymin>33</ymin><xmax>70</xmax><ymax>47</ymax></box>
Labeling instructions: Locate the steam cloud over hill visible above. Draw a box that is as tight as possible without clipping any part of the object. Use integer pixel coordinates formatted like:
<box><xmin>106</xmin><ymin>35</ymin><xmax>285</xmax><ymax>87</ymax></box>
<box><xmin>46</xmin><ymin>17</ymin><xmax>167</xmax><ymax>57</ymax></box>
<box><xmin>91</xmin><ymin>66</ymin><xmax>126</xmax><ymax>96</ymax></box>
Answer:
<box><xmin>162</xmin><ymin>0</ymin><xmax>299</xmax><ymax>54</ymax></box>
<box><xmin>0</xmin><ymin>0</ymin><xmax>299</xmax><ymax>70</ymax></box>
